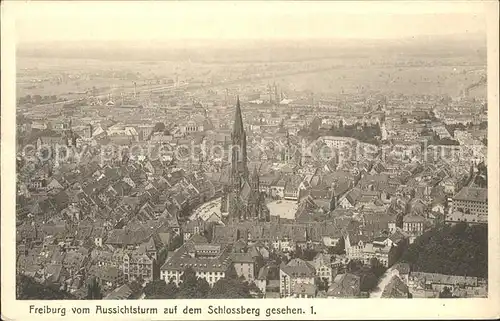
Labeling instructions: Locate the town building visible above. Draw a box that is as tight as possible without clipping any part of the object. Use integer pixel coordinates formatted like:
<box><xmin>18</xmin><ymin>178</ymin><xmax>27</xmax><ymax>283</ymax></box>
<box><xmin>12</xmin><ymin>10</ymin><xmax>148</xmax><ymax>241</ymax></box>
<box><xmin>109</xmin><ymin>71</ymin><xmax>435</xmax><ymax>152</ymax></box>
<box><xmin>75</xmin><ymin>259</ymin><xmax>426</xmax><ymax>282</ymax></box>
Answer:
<box><xmin>88</xmin><ymin>265</ymin><xmax>125</xmax><ymax>289</ymax></box>
<box><xmin>326</xmin><ymin>273</ymin><xmax>361</xmax><ymax>298</ymax></box>
<box><xmin>160</xmin><ymin>240</ymin><xmax>232</xmax><ymax>287</ymax></box>
<box><xmin>230</xmin><ymin>252</ymin><xmax>256</xmax><ymax>282</ymax></box>
<box><xmin>402</xmin><ymin>215</ymin><xmax>426</xmax><ymax>237</ymax></box>
<box><xmin>279</xmin><ymin>258</ymin><xmax>316</xmax><ymax>298</ymax></box>
<box><xmin>408</xmin><ymin>272</ymin><xmax>487</xmax><ymax>298</ymax></box>
<box><xmin>381</xmin><ymin>275</ymin><xmax>410</xmax><ymax>298</ymax></box>
<box><xmin>448</xmin><ymin>187</ymin><xmax>488</xmax><ymax>224</ymax></box>
<box><xmin>310</xmin><ymin>253</ymin><xmax>335</xmax><ymax>283</ymax></box>
<box><xmin>344</xmin><ymin>230</ymin><xmax>408</xmax><ymax>268</ymax></box>
<box><xmin>122</xmin><ymin>251</ymin><xmax>154</xmax><ymax>282</ymax></box>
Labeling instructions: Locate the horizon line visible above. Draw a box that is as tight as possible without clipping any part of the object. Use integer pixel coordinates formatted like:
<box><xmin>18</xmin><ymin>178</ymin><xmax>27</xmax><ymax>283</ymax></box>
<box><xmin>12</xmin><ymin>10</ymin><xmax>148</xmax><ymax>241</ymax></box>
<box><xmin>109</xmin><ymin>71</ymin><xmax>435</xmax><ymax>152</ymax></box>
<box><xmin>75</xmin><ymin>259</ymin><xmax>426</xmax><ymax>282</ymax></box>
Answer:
<box><xmin>17</xmin><ymin>32</ymin><xmax>487</xmax><ymax>46</ymax></box>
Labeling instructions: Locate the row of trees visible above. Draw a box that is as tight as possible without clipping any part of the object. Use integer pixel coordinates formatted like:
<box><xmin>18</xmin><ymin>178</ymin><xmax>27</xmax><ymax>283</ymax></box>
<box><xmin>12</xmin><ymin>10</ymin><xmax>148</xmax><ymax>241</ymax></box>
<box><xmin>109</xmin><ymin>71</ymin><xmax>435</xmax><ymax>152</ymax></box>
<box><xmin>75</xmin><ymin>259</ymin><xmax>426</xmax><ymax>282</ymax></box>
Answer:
<box><xmin>328</xmin><ymin>121</ymin><xmax>382</xmax><ymax>146</ymax></box>
<box><xmin>290</xmin><ymin>247</ymin><xmax>318</xmax><ymax>261</ymax></box>
<box><xmin>426</xmin><ymin>134</ymin><xmax>460</xmax><ymax>146</ymax></box>
<box><xmin>420</xmin><ymin>127</ymin><xmax>461</xmax><ymax>147</ymax></box>
<box><xmin>17</xmin><ymin>274</ymin><xmax>138</xmax><ymax>300</ymax></box>
<box><xmin>143</xmin><ymin>265</ymin><xmax>258</xmax><ymax>299</ymax></box>
<box><xmin>401</xmin><ymin>222</ymin><xmax>488</xmax><ymax>278</ymax></box>
<box><xmin>299</xmin><ymin>120</ymin><xmax>382</xmax><ymax>146</ymax></box>
<box><xmin>18</xmin><ymin>94</ymin><xmax>64</xmax><ymax>105</ymax></box>
<box><xmin>16</xmin><ymin>275</ymin><xmax>76</xmax><ymax>300</ymax></box>
<box><xmin>445</xmin><ymin>121</ymin><xmax>487</xmax><ymax>138</ymax></box>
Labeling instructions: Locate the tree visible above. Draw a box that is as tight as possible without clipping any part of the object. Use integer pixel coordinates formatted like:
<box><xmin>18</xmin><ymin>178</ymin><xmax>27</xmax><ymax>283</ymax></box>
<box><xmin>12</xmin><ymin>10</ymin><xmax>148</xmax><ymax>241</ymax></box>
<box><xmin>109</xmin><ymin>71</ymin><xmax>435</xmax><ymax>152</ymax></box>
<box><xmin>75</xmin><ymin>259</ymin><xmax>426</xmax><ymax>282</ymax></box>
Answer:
<box><xmin>165</xmin><ymin>279</ymin><xmax>179</xmax><ymax>298</ymax></box>
<box><xmin>345</xmin><ymin>259</ymin><xmax>385</xmax><ymax>293</ymax></box>
<box><xmin>144</xmin><ymin>279</ymin><xmax>172</xmax><ymax>299</ymax></box>
<box><xmin>157</xmin><ymin>247</ymin><xmax>169</xmax><ymax>267</ymax></box>
<box><xmin>86</xmin><ymin>277</ymin><xmax>102</xmax><ymax>300</ymax></box>
<box><xmin>225</xmin><ymin>264</ymin><xmax>238</xmax><ymax>280</ymax></box>
<box><xmin>208</xmin><ymin>277</ymin><xmax>252</xmax><ymax>299</ymax></box>
<box><xmin>370</xmin><ymin>258</ymin><xmax>386</xmax><ymax>278</ymax></box>
<box><xmin>180</xmin><ymin>267</ymin><xmax>197</xmax><ymax>286</ymax></box>
<box><xmin>206</xmin><ymin>263</ymin><xmax>257</xmax><ymax>299</ymax></box>
<box><xmin>33</xmin><ymin>95</ymin><xmax>42</xmax><ymax>104</ymax></box>
<box><xmin>180</xmin><ymin>200</ymin><xmax>192</xmax><ymax>218</ymax></box>
<box><xmin>396</xmin><ymin>212</ymin><xmax>404</xmax><ymax>228</ymax></box>
<box><xmin>439</xmin><ymin>286</ymin><xmax>455</xmax><ymax>298</ymax></box>
<box><xmin>316</xmin><ymin>277</ymin><xmax>329</xmax><ymax>292</ymax></box>
<box><xmin>168</xmin><ymin>235</ymin><xmax>183</xmax><ymax>251</ymax></box>
<box><xmin>401</xmin><ymin>223</ymin><xmax>487</xmax><ymax>278</ymax></box>
<box><xmin>359</xmin><ymin>272</ymin><xmax>379</xmax><ymax>292</ymax></box>
<box><xmin>347</xmin><ymin>259</ymin><xmax>364</xmax><ymax>273</ymax></box>
<box><xmin>176</xmin><ymin>267</ymin><xmax>202</xmax><ymax>299</ymax></box>
<box><xmin>153</xmin><ymin>122</ymin><xmax>166</xmax><ymax>133</ymax></box>
<box><xmin>474</xmin><ymin>162</ymin><xmax>487</xmax><ymax>188</ymax></box>
<box><xmin>196</xmin><ymin>278</ymin><xmax>211</xmax><ymax>297</ymax></box>
<box><xmin>254</xmin><ymin>254</ymin><xmax>265</xmax><ymax>273</ymax></box>
<box><xmin>269</xmin><ymin>251</ymin><xmax>287</xmax><ymax>266</ymax></box>
<box><xmin>477</xmin><ymin>161</ymin><xmax>487</xmax><ymax>174</ymax></box>
<box><xmin>16</xmin><ymin>275</ymin><xmax>76</xmax><ymax>300</ymax></box>
<box><xmin>329</xmin><ymin>237</ymin><xmax>345</xmax><ymax>255</ymax></box>
<box><xmin>292</xmin><ymin>247</ymin><xmax>303</xmax><ymax>260</ymax></box>
<box><xmin>302</xmin><ymin>248</ymin><xmax>318</xmax><ymax>261</ymax></box>
<box><xmin>203</xmin><ymin>222</ymin><xmax>216</xmax><ymax>243</ymax></box>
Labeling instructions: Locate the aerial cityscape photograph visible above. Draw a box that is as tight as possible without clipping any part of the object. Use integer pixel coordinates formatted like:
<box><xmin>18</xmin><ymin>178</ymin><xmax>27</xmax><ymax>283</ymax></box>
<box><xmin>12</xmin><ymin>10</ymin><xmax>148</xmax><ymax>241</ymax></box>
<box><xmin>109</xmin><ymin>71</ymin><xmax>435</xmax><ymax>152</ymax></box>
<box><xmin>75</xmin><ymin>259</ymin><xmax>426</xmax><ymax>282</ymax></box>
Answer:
<box><xmin>12</xmin><ymin>2</ymin><xmax>489</xmax><ymax>301</ymax></box>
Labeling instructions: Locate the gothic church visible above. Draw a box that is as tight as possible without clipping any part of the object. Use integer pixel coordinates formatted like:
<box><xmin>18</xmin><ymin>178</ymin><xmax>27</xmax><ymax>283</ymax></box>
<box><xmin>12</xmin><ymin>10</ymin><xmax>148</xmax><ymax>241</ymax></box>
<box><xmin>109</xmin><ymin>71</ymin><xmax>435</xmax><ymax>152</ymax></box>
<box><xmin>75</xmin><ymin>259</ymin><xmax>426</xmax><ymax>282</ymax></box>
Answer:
<box><xmin>221</xmin><ymin>97</ymin><xmax>270</xmax><ymax>223</ymax></box>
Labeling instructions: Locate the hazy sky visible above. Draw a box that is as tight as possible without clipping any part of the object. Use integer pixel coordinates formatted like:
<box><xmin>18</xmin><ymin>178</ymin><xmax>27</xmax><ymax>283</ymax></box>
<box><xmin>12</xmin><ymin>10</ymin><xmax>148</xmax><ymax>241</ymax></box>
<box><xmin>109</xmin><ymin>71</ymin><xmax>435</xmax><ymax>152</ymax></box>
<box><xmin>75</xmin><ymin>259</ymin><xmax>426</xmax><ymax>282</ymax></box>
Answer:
<box><xmin>13</xmin><ymin>1</ymin><xmax>488</xmax><ymax>43</ymax></box>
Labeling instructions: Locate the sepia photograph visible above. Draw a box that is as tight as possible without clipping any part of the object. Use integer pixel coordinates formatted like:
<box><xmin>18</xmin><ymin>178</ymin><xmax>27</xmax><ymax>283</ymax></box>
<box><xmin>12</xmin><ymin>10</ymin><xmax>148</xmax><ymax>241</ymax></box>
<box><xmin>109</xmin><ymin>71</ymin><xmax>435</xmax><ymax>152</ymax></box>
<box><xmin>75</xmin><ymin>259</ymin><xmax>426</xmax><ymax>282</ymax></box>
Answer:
<box><xmin>1</xmin><ymin>1</ymin><xmax>499</xmax><ymax>320</ymax></box>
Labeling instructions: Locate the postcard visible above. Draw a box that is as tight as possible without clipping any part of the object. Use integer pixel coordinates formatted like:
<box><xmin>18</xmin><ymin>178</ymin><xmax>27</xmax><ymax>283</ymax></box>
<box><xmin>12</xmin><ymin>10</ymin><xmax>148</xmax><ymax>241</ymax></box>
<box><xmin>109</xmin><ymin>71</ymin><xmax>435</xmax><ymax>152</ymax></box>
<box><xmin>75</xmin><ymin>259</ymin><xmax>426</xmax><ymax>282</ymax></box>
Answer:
<box><xmin>1</xmin><ymin>1</ymin><xmax>499</xmax><ymax>320</ymax></box>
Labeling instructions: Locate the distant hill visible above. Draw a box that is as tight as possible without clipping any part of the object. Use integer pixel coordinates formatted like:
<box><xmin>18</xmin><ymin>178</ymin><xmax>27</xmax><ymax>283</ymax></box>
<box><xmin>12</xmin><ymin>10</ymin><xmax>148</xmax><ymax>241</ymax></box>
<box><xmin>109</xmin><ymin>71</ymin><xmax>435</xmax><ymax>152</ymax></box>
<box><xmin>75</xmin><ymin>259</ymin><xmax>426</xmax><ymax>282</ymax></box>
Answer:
<box><xmin>17</xmin><ymin>33</ymin><xmax>486</xmax><ymax>63</ymax></box>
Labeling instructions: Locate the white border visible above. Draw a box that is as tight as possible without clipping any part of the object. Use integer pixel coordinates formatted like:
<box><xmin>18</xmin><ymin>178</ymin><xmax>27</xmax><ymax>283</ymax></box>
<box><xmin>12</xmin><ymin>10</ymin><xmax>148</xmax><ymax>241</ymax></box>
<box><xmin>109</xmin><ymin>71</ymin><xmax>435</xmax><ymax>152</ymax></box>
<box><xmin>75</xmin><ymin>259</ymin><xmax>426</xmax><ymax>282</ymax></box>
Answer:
<box><xmin>2</xmin><ymin>1</ymin><xmax>499</xmax><ymax>320</ymax></box>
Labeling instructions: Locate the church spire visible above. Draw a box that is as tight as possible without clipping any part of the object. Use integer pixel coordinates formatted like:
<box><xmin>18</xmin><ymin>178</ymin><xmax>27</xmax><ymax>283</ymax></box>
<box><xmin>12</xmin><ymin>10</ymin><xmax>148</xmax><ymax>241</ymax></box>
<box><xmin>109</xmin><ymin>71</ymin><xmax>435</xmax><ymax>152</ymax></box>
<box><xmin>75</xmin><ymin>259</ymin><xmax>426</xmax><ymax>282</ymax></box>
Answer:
<box><xmin>251</xmin><ymin>164</ymin><xmax>260</xmax><ymax>192</ymax></box>
<box><xmin>230</xmin><ymin>95</ymin><xmax>248</xmax><ymax>191</ymax></box>
<box><xmin>252</xmin><ymin>164</ymin><xmax>259</xmax><ymax>177</ymax></box>
<box><xmin>233</xmin><ymin>96</ymin><xmax>244</xmax><ymax>136</ymax></box>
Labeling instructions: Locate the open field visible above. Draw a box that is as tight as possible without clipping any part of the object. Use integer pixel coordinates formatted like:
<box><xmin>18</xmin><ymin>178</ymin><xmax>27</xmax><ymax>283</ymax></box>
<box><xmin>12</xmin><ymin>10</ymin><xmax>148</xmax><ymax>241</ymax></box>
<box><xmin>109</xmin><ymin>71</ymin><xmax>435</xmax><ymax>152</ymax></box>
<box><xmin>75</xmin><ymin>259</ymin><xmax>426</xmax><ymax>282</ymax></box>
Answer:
<box><xmin>16</xmin><ymin>35</ymin><xmax>487</xmax><ymax>100</ymax></box>
<box><xmin>273</xmin><ymin>65</ymin><xmax>486</xmax><ymax>97</ymax></box>
<box><xmin>17</xmin><ymin>59</ymin><xmax>486</xmax><ymax>100</ymax></box>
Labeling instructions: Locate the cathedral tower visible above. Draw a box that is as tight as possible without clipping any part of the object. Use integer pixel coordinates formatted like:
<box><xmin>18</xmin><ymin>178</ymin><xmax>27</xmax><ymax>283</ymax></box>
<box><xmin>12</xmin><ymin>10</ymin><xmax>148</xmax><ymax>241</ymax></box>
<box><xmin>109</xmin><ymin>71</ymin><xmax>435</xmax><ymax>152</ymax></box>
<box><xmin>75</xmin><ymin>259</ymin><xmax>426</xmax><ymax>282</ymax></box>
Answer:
<box><xmin>251</xmin><ymin>165</ymin><xmax>260</xmax><ymax>193</ymax></box>
<box><xmin>230</xmin><ymin>96</ymin><xmax>248</xmax><ymax>192</ymax></box>
<box><xmin>221</xmin><ymin>97</ymin><xmax>270</xmax><ymax>224</ymax></box>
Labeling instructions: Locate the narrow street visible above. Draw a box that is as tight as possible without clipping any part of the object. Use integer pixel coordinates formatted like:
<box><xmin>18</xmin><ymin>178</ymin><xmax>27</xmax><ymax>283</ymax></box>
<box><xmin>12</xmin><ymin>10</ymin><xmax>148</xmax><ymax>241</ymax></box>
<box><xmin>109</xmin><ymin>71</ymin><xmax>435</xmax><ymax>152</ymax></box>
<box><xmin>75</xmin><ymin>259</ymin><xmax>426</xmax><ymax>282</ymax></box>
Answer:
<box><xmin>369</xmin><ymin>267</ymin><xmax>395</xmax><ymax>298</ymax></box>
